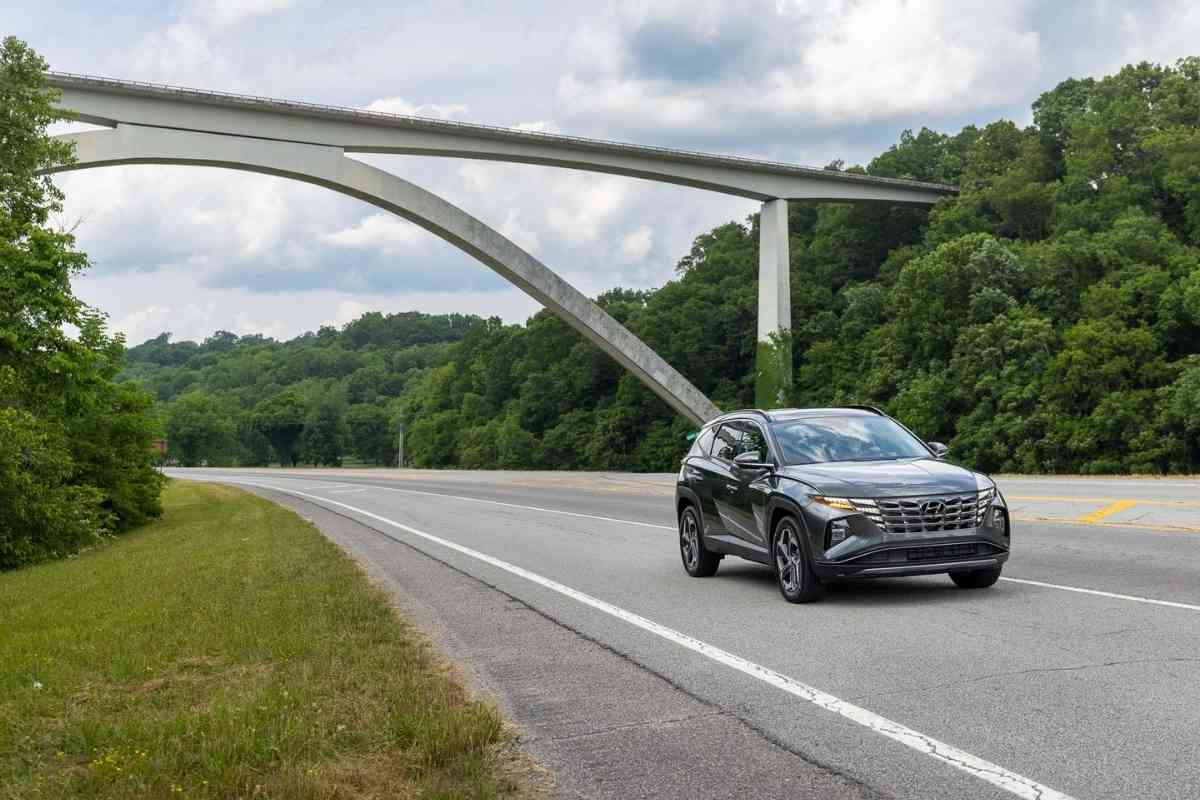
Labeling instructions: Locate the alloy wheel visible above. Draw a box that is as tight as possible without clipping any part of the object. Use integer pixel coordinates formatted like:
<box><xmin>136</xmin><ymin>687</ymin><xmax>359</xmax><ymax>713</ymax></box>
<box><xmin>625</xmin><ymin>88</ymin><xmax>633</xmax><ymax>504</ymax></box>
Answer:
<box><xmin>775</xmin><ymin>523</ymin><xmax>803</xmax><ymax>595</ymax></box>
<box><xmin>680</xmin><ymin>512</ymin><xmax>700</xmax><ymax>571</ymax></box>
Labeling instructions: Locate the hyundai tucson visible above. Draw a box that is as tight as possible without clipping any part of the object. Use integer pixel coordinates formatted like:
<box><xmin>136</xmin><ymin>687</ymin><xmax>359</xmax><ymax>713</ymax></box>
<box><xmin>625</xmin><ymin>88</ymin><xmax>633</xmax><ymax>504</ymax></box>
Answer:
<box><xmin>675</xmin><ymin>407</ymin><xmax>1010</xmax><ymax>603</ymax></box>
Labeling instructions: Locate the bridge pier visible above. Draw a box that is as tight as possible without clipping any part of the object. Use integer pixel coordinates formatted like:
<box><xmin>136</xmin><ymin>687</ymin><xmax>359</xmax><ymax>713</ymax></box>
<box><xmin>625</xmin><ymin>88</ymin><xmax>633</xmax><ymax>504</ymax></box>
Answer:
<box><xmin>756</xmin><ymin>199</ymin><xmax>792</xmax><ymax>409</ymax></box>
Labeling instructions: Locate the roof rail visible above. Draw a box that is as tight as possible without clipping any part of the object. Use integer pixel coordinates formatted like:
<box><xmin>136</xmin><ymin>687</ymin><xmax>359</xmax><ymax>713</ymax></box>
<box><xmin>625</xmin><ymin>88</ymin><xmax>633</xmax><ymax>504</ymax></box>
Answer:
<box><xmin>714</xmin><ymin>408</ymin><xmax>773</xmax><ymax>420</ymax></box>
<box><xmin>843</xmin><ymin>404</ymin><xmax>886</xmax><ymax>415</ymax></box>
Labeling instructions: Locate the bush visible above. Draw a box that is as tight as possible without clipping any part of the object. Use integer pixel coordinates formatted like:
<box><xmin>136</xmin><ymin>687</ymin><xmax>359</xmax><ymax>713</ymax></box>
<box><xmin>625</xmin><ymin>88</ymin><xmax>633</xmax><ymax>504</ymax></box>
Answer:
<box><xmin>0</xmin><ymin>408</ymin><xmax>110</xmax><ymax>569</ymax></box>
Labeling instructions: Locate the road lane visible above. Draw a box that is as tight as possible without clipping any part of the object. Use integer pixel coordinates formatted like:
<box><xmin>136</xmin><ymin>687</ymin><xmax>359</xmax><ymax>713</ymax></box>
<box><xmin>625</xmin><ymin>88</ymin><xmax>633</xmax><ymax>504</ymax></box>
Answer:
<box><xmin>171</xmin><ymin>469</ymin><xmax>1200</xmax><ymax>800</ymax></box>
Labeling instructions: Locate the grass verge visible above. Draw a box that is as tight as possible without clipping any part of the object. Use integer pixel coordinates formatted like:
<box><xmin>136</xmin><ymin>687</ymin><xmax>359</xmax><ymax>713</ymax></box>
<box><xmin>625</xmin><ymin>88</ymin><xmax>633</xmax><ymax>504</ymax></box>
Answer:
<box><xmin>0</xmin><ymin>480</ymin><xmax>533</xmax><ymax>799</ymax></box>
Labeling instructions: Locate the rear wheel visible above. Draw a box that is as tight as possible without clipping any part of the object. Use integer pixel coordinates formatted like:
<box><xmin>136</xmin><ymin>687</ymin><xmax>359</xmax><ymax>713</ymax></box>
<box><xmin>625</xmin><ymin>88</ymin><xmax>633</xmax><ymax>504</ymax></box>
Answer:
<box><xmin>949</xmin><ymin>566</ymin><xmax>1002</xmax><ymax>588</ymax></box>
<box><xmin>773</xmin><ymin>516</ymin><xmax>823</xmax><ymax>603</ymax></box>
<box><xmin>679</xmin><ymin>506</ymin><xmax>719</xmax><ymax>577</ymax></box>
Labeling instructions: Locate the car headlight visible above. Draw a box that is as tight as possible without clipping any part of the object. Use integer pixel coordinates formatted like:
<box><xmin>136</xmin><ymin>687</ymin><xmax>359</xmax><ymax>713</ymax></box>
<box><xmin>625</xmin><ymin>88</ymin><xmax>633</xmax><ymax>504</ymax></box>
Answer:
<box><xmin>811</xmin><ymin>495</ymin><xmax>856</xmax><ymax>511</ymax></box>
<box><xmin>974</xmin><ymin>475</ymin><xmax>998</xmax><ymax>525</ymax></box>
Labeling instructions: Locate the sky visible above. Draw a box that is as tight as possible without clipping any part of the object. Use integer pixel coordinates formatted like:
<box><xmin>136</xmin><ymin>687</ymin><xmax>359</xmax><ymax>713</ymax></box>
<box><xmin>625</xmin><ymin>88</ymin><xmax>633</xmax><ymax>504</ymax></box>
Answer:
<box><xmin>8</xmin><ymin>0</ymin><xmax>1200</xmax><ymax>345</ymax></box>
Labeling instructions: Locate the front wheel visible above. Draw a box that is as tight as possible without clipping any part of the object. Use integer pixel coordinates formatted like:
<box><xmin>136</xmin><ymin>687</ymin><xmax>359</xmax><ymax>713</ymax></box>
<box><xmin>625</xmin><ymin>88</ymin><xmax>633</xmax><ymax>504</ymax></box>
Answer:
<box><xmin>679</xmin><ymin>506</ymin><xmax>719</xmax><ymax>577</ymax></box>
<box><xmin>949</xmin><ymin>566</ymin><xmax>1002</xmax><ymax>588</ymax></box>
<box><xmin>773</xmin><ymin>516</ymin><xmax>823</xmax><ymax>603</ymax></box>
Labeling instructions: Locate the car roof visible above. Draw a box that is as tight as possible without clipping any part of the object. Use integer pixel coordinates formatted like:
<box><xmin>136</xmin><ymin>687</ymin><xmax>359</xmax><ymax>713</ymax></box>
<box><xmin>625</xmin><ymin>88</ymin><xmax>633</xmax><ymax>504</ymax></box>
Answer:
<box><xmin>709</xmin><ymin>406</ymin><xmax>882</xmax><ymax>426</ymax></box>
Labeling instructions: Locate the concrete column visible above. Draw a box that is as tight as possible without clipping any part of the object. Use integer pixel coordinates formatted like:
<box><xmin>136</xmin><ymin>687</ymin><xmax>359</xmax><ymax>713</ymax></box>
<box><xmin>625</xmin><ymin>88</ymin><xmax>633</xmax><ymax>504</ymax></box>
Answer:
<box><xmin>756</xmin><ymin>199</ymin><xmax>792</xmax><ymax>409</ymax></box>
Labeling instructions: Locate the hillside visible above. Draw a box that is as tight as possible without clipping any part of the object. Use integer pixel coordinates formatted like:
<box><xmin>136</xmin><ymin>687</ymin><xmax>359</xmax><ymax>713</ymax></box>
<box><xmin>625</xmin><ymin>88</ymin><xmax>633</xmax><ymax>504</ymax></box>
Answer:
<box><xmin>125</xmin><ymin>58</ymin><xmax>1200</xmax><ymax>474</ymax></box>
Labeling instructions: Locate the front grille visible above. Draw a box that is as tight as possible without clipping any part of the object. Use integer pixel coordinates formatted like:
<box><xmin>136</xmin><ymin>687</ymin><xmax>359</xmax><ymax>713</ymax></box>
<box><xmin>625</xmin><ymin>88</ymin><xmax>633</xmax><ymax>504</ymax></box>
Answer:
<box><xmin>850</xmin><ymin>489</ymin><xmax>993</xmax><ymax>535</ymax></box>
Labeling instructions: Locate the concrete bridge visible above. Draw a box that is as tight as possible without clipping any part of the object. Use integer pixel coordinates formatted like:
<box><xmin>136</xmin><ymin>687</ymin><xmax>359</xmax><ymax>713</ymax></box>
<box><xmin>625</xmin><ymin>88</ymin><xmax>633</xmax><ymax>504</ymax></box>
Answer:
<box><xmin>46</xmin><ymin>72</ymin><xmax>955</xmax><ymax>424</ymax></box>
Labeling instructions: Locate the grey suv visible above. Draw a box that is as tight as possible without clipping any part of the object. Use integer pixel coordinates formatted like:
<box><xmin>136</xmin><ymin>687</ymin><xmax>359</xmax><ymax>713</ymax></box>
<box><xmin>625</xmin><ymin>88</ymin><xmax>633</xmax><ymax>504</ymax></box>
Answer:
<box><xmin>675</xmin><ymin>407</ymin><xmax>1010</xmax><ymax>603</ymax></box>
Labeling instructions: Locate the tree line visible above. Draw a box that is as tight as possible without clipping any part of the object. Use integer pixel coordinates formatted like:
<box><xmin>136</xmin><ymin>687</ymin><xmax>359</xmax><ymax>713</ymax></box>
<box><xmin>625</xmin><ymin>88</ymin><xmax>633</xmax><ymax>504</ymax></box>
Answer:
<box><xmin>134</xmin><ymin>57</ymin><xmax>1200</xmax><ymax>476</ymax></box>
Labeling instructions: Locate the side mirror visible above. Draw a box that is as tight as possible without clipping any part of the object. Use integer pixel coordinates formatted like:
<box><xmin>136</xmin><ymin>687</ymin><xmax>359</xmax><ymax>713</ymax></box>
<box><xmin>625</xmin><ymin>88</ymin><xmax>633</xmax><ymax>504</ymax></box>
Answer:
<box><xmin>928</xmin><ymin>441</ymin><xmax>949</xmax><ymax>459</ymax></box>
<box><xmin>734</xmin><ymin>451</ymin><xmax>773</xmax><ymax>470</ymax></box>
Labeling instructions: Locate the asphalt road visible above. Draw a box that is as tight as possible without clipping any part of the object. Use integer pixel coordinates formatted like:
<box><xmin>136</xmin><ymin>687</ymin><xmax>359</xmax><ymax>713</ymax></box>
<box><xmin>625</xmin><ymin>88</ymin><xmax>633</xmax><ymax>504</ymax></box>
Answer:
<box><xmin>170</xmin><ymin>468</ymin><xmax>1200</xmax><ymax>800</ymax></box>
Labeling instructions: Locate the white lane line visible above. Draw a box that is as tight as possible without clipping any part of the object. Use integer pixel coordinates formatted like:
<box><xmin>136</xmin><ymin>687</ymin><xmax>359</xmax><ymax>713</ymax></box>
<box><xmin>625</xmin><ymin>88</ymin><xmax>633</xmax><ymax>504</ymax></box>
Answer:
<box><xmin>226</xmin><ymin>478</ymin><xmax>1075</xmax><ymax>800</ymax></box>
<box><xmin>999</xmin><ymin>577</ymin><xmax>1200</xmax><ymax>612</ymax></box>
<box><xmin>353</xmin><ymin>481</ymin><xmax>676</xmax><ymax>530</ymax></box>
<box><xmin>329</xmin><ymin>487</ymin><xmax>369</xmax><ymax>494</ymax></box>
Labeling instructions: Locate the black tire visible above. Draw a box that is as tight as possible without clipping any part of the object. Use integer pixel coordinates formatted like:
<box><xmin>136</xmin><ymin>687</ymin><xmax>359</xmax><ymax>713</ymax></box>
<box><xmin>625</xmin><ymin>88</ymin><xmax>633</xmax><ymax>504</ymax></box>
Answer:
<box><xmin>679</xmin><ymin>506</ymin><xmax>719</xmax><ymax>577</ymax></box>
<box><xmin>949</xmin><ymin>566</ymin><xmax>1003</xmax><ymax>589</ymax></box>
<box><xmin>772</xmin><ymin>516</ymin><xmax>823</xmax><ymax>603</ymax></box>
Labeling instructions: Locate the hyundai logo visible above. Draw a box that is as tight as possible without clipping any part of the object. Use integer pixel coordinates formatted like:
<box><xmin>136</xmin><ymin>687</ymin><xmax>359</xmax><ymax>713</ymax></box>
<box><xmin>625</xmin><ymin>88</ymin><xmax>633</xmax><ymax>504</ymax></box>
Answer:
<box><xmin>920</xmin><ymin>500</ymin><xmax>947</xmax><ymax>519</ymax></box>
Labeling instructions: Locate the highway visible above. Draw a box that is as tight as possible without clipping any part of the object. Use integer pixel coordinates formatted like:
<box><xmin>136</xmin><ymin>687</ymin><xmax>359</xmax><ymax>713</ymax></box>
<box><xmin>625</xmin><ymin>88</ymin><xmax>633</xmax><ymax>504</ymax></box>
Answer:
<box><xmin>171</xmin><ymin>468</ymin><xmax>1200</xmax><ymax>800</ymax></box>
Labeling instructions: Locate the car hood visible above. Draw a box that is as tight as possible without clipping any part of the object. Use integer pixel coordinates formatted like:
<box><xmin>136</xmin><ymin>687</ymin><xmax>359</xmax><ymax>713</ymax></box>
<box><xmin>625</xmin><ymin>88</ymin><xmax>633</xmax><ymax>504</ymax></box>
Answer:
<box><xmin>776</xmin><ymin>458</ymin><xmax>984</xmax><ymax>498</ymax></box>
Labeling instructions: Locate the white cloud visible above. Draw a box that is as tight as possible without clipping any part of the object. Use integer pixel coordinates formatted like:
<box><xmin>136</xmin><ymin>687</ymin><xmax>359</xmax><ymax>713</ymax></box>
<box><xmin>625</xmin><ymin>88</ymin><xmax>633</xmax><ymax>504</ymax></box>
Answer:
<box><xmin>125</xmin><ymin>22</ymin><xmax>223</xmax><ymax>85</ymax></box>
<box><xmin>193</xmin><ymin>0</ymin><xmax>296</xmax><ymax>28</ymax></box>
<box><xmin>323</xmin><ymin>299</ymin><xmax>372</xmax><ymax>329</ymax></box>
<box><xmin>320</xmin><ymin>213</ymin><xmax>425</xmax><ymax>254</ymax></box>
<box><xmin>499</xmin><ymin>210</ymin><xmax>542</xmax><ymax>254</ymax></box>
<box><xmin>619</xmin><ymin>225</ymin><xmax>653</xmax><ymax>262</ymax></box>
<box><xmin>544</xmin><ymin>174</ymin><xmax>630</xmax><ymax>243</ymax></box>
<box><xmin>558</xmin><ymin>0</ymin><xmax>1043</xmax><ymax>133</ymax></box>
<box><xmin>513</xmin><ymin>120</ymin><xmax>560</xmax><ymax>133</ymax></box>
<box><xmin>363</xmin><ymin>97</ymin><xmax>470</xmax><ymax>120</ymax></box>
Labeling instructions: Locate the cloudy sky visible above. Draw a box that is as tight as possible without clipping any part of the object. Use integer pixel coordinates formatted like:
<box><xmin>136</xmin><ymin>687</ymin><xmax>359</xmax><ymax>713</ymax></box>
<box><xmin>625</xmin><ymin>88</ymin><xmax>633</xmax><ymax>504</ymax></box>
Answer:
<box><xmin>9</xmin><ymin>0</ymin><xmax>1200</xmax><ymax>344</ymax></box>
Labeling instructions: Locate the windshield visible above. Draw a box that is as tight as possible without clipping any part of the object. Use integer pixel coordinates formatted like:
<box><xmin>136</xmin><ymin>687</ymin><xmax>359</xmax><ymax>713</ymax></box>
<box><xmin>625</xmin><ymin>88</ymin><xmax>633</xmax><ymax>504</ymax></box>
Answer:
<box><xmin>770</xmin><ymin>416</ymin><xmax>931</xmax><ymax>465</ymax></box>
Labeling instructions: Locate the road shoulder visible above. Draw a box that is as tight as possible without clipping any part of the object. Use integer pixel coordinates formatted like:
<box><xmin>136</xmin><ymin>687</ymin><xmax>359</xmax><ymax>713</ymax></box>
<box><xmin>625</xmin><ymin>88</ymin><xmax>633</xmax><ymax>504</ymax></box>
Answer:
<box><xmin>258</xmin><ymin>487</ymin><xmax>878</xmax><ymax>800</ymax></box>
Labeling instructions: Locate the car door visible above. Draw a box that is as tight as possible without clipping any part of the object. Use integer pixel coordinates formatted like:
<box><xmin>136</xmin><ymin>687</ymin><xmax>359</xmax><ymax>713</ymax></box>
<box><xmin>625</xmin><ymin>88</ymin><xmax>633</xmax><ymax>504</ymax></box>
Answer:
<box><xmin>725</xmin><ymin>420</ymin><xmax>773</xmax><ymax>547</ymax></box>
<box><xmin>699</xmin><ymin>422</ymin><xmax>740</xmax><ymax>537</ymax></box>
<box><xmin>681</xmin><ymin>425</ymin><xmax>725</xmax><ymax>535</ymax></box>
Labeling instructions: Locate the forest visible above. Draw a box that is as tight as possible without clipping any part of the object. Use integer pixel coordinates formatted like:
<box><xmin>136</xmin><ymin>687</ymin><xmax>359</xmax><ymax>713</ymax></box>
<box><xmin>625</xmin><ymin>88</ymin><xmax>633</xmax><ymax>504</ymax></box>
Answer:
<box><xmin>128</xmin><ymin>57</ymin><xmax>1200</xmax><ymax>475</ymax></box>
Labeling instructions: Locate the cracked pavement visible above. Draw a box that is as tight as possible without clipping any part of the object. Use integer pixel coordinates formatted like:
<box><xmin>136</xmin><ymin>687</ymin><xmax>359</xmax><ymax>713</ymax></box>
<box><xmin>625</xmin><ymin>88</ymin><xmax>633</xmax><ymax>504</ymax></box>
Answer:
<box><xmin>177</xmin><ymin>469</ymin><xmax>1200</xmax><ymax>800</ymax></box>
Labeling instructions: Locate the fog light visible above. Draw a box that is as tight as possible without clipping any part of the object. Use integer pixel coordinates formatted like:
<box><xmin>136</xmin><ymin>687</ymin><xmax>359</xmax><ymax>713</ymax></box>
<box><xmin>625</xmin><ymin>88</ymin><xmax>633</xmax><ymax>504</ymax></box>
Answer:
<box><xmin>992</xmin><ymin>507</ymin><xmax>1004</xmax><ymax>527</ymax></box>
<box><xmin>830</xmin><ymin>518</ymin><xmax>849</xmax><ymax>544</ymax></box>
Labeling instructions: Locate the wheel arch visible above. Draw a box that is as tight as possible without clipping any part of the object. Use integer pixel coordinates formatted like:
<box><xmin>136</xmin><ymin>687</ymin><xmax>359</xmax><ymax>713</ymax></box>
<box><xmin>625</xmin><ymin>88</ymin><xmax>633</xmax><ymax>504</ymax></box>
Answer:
<box><xmin>765</xmin><ymin>494</ymin><xmax>816</xmax><ymax>554</ymax></box>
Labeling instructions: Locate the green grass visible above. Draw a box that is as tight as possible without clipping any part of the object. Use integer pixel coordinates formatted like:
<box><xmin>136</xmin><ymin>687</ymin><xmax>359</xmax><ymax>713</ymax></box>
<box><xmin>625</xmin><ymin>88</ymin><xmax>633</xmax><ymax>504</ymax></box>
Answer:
<box><xmin>0</xmin><ymin>481</ymin><xmax>530</xmax><ymax>799</ymax></box>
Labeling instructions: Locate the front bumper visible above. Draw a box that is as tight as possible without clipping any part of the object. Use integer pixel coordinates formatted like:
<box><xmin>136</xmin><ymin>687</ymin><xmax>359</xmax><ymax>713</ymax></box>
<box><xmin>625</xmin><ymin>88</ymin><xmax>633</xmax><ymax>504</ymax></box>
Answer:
<box><xmin>805</xmin><ymin>491</ymin><xmax>1011</xmax><ymax>579</ymax></box>
<box><xmin>813</xmin><ymin>536</ymin><xmax>1008</xmax><ymax>579</ymax></box>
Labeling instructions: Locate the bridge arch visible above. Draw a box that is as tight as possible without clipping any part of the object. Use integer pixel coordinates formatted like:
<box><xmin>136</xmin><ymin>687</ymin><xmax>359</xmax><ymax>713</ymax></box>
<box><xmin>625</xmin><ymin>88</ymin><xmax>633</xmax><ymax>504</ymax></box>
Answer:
<box><xmin>49</xmin><ymin>124</ymin><xmax>722</xmax><ymax>424</ymax></box>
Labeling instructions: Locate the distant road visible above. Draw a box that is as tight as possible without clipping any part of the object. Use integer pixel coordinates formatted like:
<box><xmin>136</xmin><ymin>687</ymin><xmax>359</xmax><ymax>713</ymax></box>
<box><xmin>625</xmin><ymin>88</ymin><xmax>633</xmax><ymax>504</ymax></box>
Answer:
<box><xmin>171</xmin><ymin>468</ymin><xmax>1200</xmax><ymax>800</ymax></box>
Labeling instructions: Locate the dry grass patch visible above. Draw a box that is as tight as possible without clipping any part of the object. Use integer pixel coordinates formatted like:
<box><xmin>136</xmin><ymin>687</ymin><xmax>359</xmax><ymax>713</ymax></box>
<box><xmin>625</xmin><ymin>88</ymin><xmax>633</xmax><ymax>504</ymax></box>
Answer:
<box><xmin>0</xmin><ymin>480</ymin><xmax>542</xmax><ymax>799</ymax></box>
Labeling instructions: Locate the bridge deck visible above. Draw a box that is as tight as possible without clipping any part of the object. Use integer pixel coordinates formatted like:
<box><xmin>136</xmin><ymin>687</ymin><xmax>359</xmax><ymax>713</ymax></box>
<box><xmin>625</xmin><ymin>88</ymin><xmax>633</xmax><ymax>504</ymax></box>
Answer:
<box><xmin>47</xmin><ymin>71</ymin><xmax>956</xmax><ymax>203</ymax></box>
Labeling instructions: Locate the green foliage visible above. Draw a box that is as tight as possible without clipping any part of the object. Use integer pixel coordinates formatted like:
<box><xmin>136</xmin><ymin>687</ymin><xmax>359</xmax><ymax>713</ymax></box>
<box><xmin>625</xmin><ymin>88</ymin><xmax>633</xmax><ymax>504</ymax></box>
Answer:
<box><xmin>346</xmin><ymin>403</ymin><xmax>394</xmax><ymax>465</ymax></box>
<box><xmin>253</xmin><ymin>390</ymin><xmax>307</xmax><ymax>467</ymax></box>
<box><xmin>0</xmin><ymin>404</ymin><xmax>109</xmax><ymax>570</ymax></box>
<box><xmin>0</xmin><ymin>38</ymin><xmax>162</xmax><ymax>569</ymax></box>
<box><xmin>300</xmin><ymin>396</ymin><xmax>348</xmax><ymax>466</ymax></box>
<box><xmin>166</xmin><ymin>392</ymin><xmax>237</xmax><ymax>466</ymax></box>
<box><xmin>114</xmin><ymin>56</ymin><xmax>1200</xmax><ymax>475</ymax></box>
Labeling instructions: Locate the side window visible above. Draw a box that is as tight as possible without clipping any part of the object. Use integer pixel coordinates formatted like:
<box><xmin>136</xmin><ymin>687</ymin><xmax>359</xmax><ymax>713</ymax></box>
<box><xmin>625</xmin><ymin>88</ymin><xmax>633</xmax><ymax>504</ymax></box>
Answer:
<box><xmin>739</xmin><ymin>423</ymin><xmax>769</xmax><ymax>462</ymax></box>
<box><xmin>712</xmin><ymin>424</ymin><xmax>739</xmax><ymax>461</ymax></box>
<box><xmin>688</xmin><ymin>426</ymin><xmax>716</xmax><ymax>458</ymax></box>
<box><xmin>727</xmin><ymin>421</ymin><xmax>769</xmax><ymax>461</ymax></box>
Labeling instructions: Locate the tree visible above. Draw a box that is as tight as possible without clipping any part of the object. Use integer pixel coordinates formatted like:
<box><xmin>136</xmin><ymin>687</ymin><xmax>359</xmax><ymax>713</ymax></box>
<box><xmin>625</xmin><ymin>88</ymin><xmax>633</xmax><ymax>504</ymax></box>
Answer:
<box><xmin>346</xmin><ymin>403</ymin><xmax>393</xmax><ymax>465</ymax></box>
<box><xmin>300</xmin><ymin>398</ymin><xmax>347</xmax><ymax>466</ymax></box>
<box><xmin>166</xmin><ymin>392</ymin><xmax>236</xmax><ymax>466</ymax></box>
<box><xmin>253</xmin><ymin>391</ymin><xmax>307</xmax><ymax>466</ymax></box>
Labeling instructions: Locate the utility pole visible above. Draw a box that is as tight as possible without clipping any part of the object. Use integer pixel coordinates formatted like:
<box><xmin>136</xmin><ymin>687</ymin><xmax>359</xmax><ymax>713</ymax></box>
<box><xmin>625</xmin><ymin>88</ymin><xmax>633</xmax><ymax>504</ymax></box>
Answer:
<box><xmin>396</xmin><ymin>422</ymin><xmax>405</xmax><ymax>469</ymax></box>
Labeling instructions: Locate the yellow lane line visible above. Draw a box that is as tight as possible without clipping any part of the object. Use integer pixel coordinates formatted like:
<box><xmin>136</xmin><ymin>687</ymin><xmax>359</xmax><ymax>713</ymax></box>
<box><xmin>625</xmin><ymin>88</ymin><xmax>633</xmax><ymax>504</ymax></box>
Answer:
<box><xmin>1077</xmin><ymin>500</ymin><xmax>1140</xmax><ymax>523</ymax></box>
<box><xmin>1012</xmin><ymin>514</ymin><xmax>1200</xmax><ymax>534</ymax></box>
<box><xmin>1008</xmin><ymin>494</ymin><xmax>1200</xmax><ymax>506</ymax></box>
